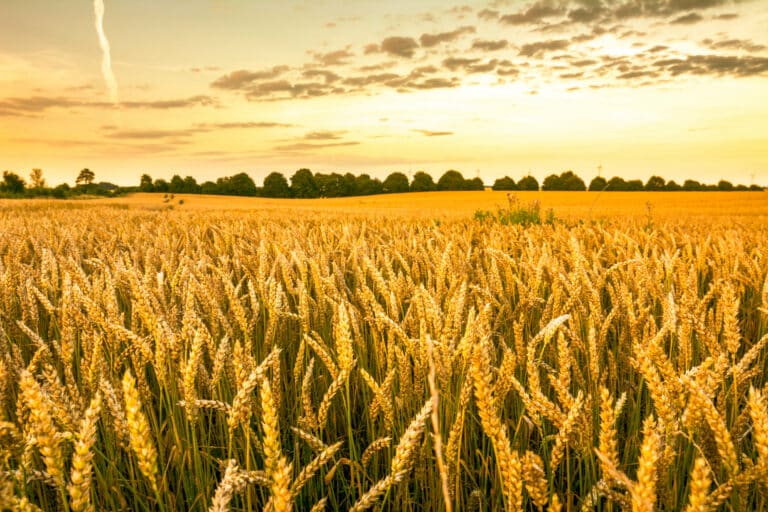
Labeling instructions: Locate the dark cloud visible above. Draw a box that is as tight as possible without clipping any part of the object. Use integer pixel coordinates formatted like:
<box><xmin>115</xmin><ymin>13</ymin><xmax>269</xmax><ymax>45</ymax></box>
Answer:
<box><xmin>121</xmin><ymin>96</ymin><xmax>219</xmax><ymax>109</ymax></box>
<box><xmin>478</xmin><ymin>8</ymin><xmax>500</xmax><ymax>20</ymax></box>
<box><xmin>343</xmin><ymin>73</ymin><xmax>401</xmax><ymax>88</ymax></box>
<box><xmin>654</xmin><ymin>54</ymin><xmax>768</xmax><ymax>77</ymax></box>
<box><xmin>443</xmin><ymin>57</ymin><xmax>481</xmax><ymax>71</ymax></box>
<box><xmin>302</xmin><ymin>69</ymin><xmax>342</xmax><ymax>83</ymax></box>
<box><xmin>500</xmin><ymin>1</ymin><xmax>564</xmax><ymax>24</ymax></box>
<box><xmin>714</xmin><ymin>12</ymin><xmax>738</xmax><ymax>19</ymax></box>
<box><xmin>313</xmin><ymin>49</ymin><xmax>354</xmax><ymax>66</ymax></box>
<box><xmin>196</xmin><ymin>121</ymin><xmax>295</xmax><ymax>129</ymax></box>
<box><xmin>519</xmin><ymin>39</ymin><xmax>570</xmax><ymax>57</ymax></box>
<box><xmin>363</xmin><ymin>43</ymin><xmax>380</xmax><ymax>54</ymax></box>
<box><xmin>211</xmin><ymin>66</ymin><xmax>289</xmax><ymax>89</ymax></box>
<box><xmin>413</xmin><ymin>129</ymin><xmax>454</xmax><ymax>136</ymax></box>
<box><xmin>472</xmin><ymin>39</ymin><xmax>509</xmax><ymax>51</ymax></box>
<box><xmin>303</xmin><ymin>130</ymin><xmax>346</xmax><ymax>140</ymax></box>
<box><xmin>702</xmin><ymin>38</ymin><xmax>767</xmax><ymax>53</ymax></box>
<box><xmin>406</xmin><ymin>77</ymin><xmax>460</xmax><ymax>89</ymax></box>
<box><xmin>380</xmin><ymin>36</ymin><xmax>420</xmax><ymax>58</ymax></box>
<box><xmin>105</xmin><ymin>129</ymin><xmax>200</xmax><ymax>140</ymax></box>
<box><xmin>420</xmin><ymin>26</ymin><xmax>476</xmax><ymax>48</ymax></box>
<box><xmin>671</xmin><ymin>12</ymin><xmax>703</xmax><ymax>23</ymax></box>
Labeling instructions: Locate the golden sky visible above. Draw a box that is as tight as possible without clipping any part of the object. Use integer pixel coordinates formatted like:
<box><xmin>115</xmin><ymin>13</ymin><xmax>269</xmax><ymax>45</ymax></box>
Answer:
<box><xmin>1</xmin><ymin>0</ymin><xmax>767</xmax><ymax>186</ymax></box>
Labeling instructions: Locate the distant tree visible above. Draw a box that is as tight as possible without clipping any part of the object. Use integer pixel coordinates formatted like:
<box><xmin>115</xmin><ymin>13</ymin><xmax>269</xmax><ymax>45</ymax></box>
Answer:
<box><xmin>1</xmin><ymin>171</ymin><xmax>26</xmax><ymax>195</ymax></box>
<box><xmin>183</xmin><ymin>176</ymin><xmax>200</xmax><ymax>193</ymax></box>
<box><xmin>665</xmin><ymin>180</ymin><xmax>682</xmax><ymax>191</ymax></box>
<box><xmin>154</xmin><ymin>179</ymin><xmax>169</xmax><ymax>192</ymax></box>
<box><xmin>437</xmin><ymin>170</ymin><xmax>466</xmax><ymax>191</ymax></box>
<box><xmin>717</xmin><ymin>180</ymin><xmax>734</xmax><ymax>191</ymax></box>
<box><xmin>51</xmin><ymin>183</ymin><xmax>70</xmax><ymax>198</ymax></box>
<box><xmin>76</xmin><ymin>168</ymin><xmax>95</xmax><ymax>187</ymax></box>
<box><xmin>263</xmin><ymin>172</ymin><xmax>291</xmax><ymax>198</ymax></box>
<box><xmin>354</xmin><ymin>174</ymin><xmax>383</xmax><ymax>195</ymax></box>
<box><xmin>683</xmin><ymin>179</ymin><xmax>703</xmax><ymax>191</ymax></box>
<box><xmin>227</xmin><ymin>173</ymin><xmax>257</xmax><ymax>196</ymax></box>
<box><xmin>201</xmin><ymin>181</ymin><xmax>218</xmax><ymax>194</ymax></box>
<box><xmin>645</xmin><ymin>175</ymin><xmax>666</xmax><ymax>191</ymax></box>
<box><xmin>312</xmin><ymin>173</ymin><xmax>344</xmax><ymax>197</ymax></box>
<box><xmin>139</xmin><ymin>174</ymin><xmax>155</xmax><ymax>192</ymax></box>
<box><xmin>704</xmin><ymin>184</ymin><xmax>718</xmax><ymax>191</ymax></box>
<box><xmin>382</xmin><ymin>172</ymin><xmax>410</xmax><ymax>193</ymax></box>
<box><xmin>542</xmin><ymin>174</ymin><xmax>561</xmax><ymax>191</ymax></box>
<box><xmin>170</xmin><ymin>174</ymin><xmax>185</xmax><ymax>193</ymax></box>
<box><xmin>492</xmin><ymin>176</ymin><xmax>518</xmax><ymax>191</ymax></box>
<box><xmin>291</xmin><ymin>169</ymin><xmax>319</xmax><ymax>198</ymax></box>
<box><xmin>30</xmin><ymin>168</ymin><xmax>46</xmax><ymax>189</ymax></box>
<box><xmin>518</xmin><ymin>175</ymin><xmax>539</xmax><ymax>191</ymax></box>
<box><xmin>410</xmin><ymin>171</ymin><xmax>436</xmax><ymax>192</ymax></box>
<box><xmin>735</xmin><ymin>184</ymin><xmax>749</xmax><ymax>191</ymax></box>
<box><xmin>588</xmin><ymin>176</ymin><xmax>608</xmax><ymax>191</ymax></box>
<box><xmin>343</xmin><ymin>173</ymin><xmax>358</xmax><ymax>196</ymax></box>
<box><xmin>466</xmin><ymin>177</ymin><xmax>485</xmax><ymax>190</ymax></box>
<box><xmin>749</xmin><ymin>184</ymin><xmax>764</xmax><ymax>191</ymax></box>
<box><xmin>607</xmin><ymin>177</ymin><xmax>627</xmax><ymax>191</ymax></box>
<box><xmin>559</xmin><ymin>171</ymin><xmax>586</xmax><ymax>191</ymax></box>
<box><xmin>625</xmin><ymin>179</ymin><xmax>644</xmax><ymax>191</ymax></box>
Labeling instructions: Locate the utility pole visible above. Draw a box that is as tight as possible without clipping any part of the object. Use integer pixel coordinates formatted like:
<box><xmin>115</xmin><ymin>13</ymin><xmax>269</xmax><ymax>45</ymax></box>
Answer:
<box><xmin>597</xmin><ymin>163</ymin><xmax>603</xmax><ymax>178</ymax></box>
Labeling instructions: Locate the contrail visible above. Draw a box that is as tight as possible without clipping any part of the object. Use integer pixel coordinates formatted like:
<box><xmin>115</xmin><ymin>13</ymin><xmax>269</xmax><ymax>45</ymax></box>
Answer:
<box><xmin>93</xmin><ymin>0</ymin><xmax>118</xmax><ymax>104</ymax></box>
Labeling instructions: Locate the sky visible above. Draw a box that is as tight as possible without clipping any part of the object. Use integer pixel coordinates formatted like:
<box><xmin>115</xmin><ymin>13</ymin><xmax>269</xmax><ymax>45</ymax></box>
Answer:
<box><xmin>1</xmin><ymin>0</ymin><xmax>767</xmax><ymax>187</ymax></box>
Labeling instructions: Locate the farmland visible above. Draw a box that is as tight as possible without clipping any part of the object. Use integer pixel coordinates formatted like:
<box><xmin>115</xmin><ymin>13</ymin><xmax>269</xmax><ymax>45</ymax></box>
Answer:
<box><xmin>1</xmin><ymin>192</ymin><xmax>767</xmax><ymax>511</ymax></box>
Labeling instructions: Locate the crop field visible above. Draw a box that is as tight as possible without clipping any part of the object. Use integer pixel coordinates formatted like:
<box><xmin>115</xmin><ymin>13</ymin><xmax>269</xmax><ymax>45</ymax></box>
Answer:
<box><xmin>1</xmin><ymin>196</ymin><xmax>767</xmax><ymax>511</ymax></box>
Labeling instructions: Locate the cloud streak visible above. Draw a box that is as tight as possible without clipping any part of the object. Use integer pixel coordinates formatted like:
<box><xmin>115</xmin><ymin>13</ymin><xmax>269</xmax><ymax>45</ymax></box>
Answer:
<box><xmin>93</xmin><ymin>0</ymin><xmax>118</xmax><ymax>104</ymax></box>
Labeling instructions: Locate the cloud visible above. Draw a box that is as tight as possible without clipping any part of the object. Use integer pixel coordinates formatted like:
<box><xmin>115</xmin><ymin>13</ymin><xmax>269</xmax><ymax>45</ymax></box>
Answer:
<box><xmin>671</xmin><ymin>12</ymin><xmax>703</xmax><ymax>24</ymax></box>
<box><xmin>413</xmin><ymin>129</ymin><xmax>453</xmax><ymax>136</ymax></box>
<box><xmin>420</xmin><ymin>26</ymin><xmax>476</xmax><ymax>48</ymax></box>
<box><xmin>702</xmin><ymin>38</ymin><xmax>767</xmax><ymax>53</ymax></box>
<box><xmin>380</xmin><ymin>37</ymin><xmax>420</xmax><ymax>58</ymax></box>
<box><xmin>519</xmin><ymin>39</ymin><xmax>570</xmax><ymax>57</ymax></box>
<box><xmin>478</xmin><ymin>9</ymin><xmax>500</xmax><ymax>20</ymax></box>
<box><xmin>0</xmin><ymin>94</ymin><xmax>218</xmax><ymax>116</ymax></box>
<box><xmin>443</xmin><ymin>57</ymin><xmax>499</xmax><ymax>73</ymax></box>
<box><xmin>101</xmin><ymin>120</ymin><xmax>296</xmax><ymax>140</ymax></box>
<box><xmin>654</xmin><ymin>54</ymin><xmax>768</xmax><ymax>77</ymax></box>
<box><xmin>211</xmin><ymin>66</ymin><xmax>290</xmax><ymax>89</ymax></box>
<box><xmin>273</xmin><ymin>141</ymin><xmax>360</xmax><ymax>152</ymax></box>
<box><xmin>302</xmin><ymin>69</ymin><xmax>342</xmax><ymax>83</ymax></box>
<box><xmin>500</xmin><ymin>1</ymin><xmax>564</xmax><ymax>24</ymax></box>
<box><xmin>195</xmin><ymin>121</ymin><xmax>295</xmax><ymax>129</ymax></box>
<box><xmin>312</xmin><ymin>49</ymin><xmax>354</xmax><ymax>66</ymax></box>
<box><xmin>303</xmin><ymin>130</ymin><xmax>346</xmax><ymax>140</ymax></box>
<box><xmin>105</xmin><ymin>129</ymin><xmax>200</xmax><ymax>139</ymax></box>
<box><xmin>472</xmin><ymin>39</ymin><xmax>509</xmax><ymax>51</ymax></box>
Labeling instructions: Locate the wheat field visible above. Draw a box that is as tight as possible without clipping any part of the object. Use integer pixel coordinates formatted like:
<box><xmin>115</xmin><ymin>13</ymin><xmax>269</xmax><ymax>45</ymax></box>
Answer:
<box><xmin>1</xmin><ymin>198</ymin><xmax>767</xmax><ymax>511</ymax></box>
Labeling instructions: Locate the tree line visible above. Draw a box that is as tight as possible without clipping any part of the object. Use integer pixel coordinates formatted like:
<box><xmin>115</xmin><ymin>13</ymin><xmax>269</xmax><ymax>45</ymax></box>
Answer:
<box><xmin>0</xmin><ymin>168</ymin><xmax>120</xmax><ymax>198</ymax></box>
<box><xmin>493</xmin><ymin>170</ymin><xmax>763</xmax><ymax>192</ymax></box>
<box><xmin>1</xmin><ymin>167</ymin><xmax>764</xmax><ymax>200</ymax></box>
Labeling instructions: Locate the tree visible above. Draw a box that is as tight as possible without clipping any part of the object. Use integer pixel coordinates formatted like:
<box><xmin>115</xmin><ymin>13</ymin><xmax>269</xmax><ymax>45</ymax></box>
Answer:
<box><xmin>343</xmin><ymin>173</ymin><xmax>358</xmax><ymax>196</ymax></box>
<box><xmin>542</xmin><ymin>174</ymin><xmax>561</xmax><ymax>191</ymax></box>
<box><xmin>170</xmin><ymin>174</ymin><xmax>185</xmax><ymax>193</ymax></box>
<box><xmin>291</xmin><ymin>169</ymin><xmax>319</xmax><ymax>198</ymax></box>
<box><xmin>665</xmin><ymin>180</ymin><xmax>682</xmax><ymax>191</ymax></box>
<box><xmin>492</xmin><ymin>176</ymin><xmax>518</xmax><ymax>191</ymax></box>
<box><xmin>683</xmin><ymin>179</ymin><xmax>703</xmax><ymax>191</ymax></box>
<box><xmin>749</xmin><ymin>184</ymin><xmax>764</xmax><ymax>191</ymax></box>
<box><xmin>466</xmin><ymin>177</ymin><xmax>485</xmax><ymax>190</ymax></box>
<box><xmin>437</xmin><ymin>170</ymin><xmax>466</xmax><ymax>191</ymax></box>
<box><xmin>1</xmin><ymin>171</ymin><xmax>26</xmax><ymax>195</ymax></box>
<box><xmin>588</xmin><ymin>176</ymin><xmax>607</xmax><ymax>191</ymax></box>
<box><xmin>30</xmin><ymin>168</ymin><xmax>46</xmax><ymax>189</ymax></box>
<box><xmin>625</xmin><ymin>179</ymin><xmax>644</xmax><ymax>191</ymax></box>
<box><xmin>518</xmin><ymin>175</ymin><xmax>539</xmax><ymax>191</ymax></box>
<box><xmin>154</xmin><ymin>179</ymin><xmax>169</xmax><ymax>192</ymax></box>
<box><xmin>607</xmin><ymin>177</ymin><xmax>628</xmax><ymax>191</ymax></box>
<box><xmin>76</xmin><ymin>168</ymin><xmax>95</xmax><ymax>187</ymax></box>
<box><xmin>201</xmin><ymin>181</ymin><xmax>218</xmax><ymax>194</ymax></box>
<box><xmin>382</xmin><ymin>172</ymin><xmax>410</xmax><ymax>193</ymax></box>
<box><xmin>354</xmin><ymin>174</ymin><xmax>382</xmax><ymax>195</ymax></box>
<box><xmin>717</xmin><ymin>180</ymin><xmax>734</xmax><ymax>191</ymax></box>
<box><xmin>139</xmin><ymin>174</ymin><xmax>155</xmax><ymax>192</ymax></box>
<box><xmin>263</xmin><ymin>172</ymin><xmax>291</xmax><ymax>198</ymax></box>
<box><xmin>645</xmin><ymin>176</ymin><xmax>666</xmax><ymax>191</ymax></box>
<box><xmin>315</xmin><ymin>173</ymin><xmax>347</xmax><ymax>197</ymax></box>
<box><xmin>221</xmin><ymin>173</ymin><xmax>257</xmax><ymax>196</ymax></box>
<box><xmin>410</xmin><ymin>171</ymin><xmax>436</xmax><ymax>192</ymax></box>
<box><xmin>183</xmin><ymin>176</ymin><xmax>200</xmax><ymax>193</ymax></box>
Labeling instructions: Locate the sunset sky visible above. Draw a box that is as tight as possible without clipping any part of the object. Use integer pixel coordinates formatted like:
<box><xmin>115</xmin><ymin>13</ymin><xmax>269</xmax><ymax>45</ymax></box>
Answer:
<box><xmin>1</xmin><ymin>0</ymin><xmax>767</xmax><ymax>187</ymax></box>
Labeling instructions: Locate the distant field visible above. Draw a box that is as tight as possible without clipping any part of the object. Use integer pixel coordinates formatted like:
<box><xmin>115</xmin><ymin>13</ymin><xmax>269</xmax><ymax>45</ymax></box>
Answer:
<box><xmin>8</xmin><ymin>190</ymin><xmax>766</xmax><ymax>220</ymax></box>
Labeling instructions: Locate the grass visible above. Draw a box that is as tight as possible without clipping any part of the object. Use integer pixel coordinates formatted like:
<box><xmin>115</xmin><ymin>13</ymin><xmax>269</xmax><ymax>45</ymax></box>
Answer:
<box><xmin>0</xmin><ymin>201</ymin><xmax>767</xmax><ymax>511</ymax></box>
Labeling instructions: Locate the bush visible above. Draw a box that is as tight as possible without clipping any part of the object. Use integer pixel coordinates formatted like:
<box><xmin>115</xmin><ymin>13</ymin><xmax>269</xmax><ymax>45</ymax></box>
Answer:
<box><xmin>474</xmin><ymin>193</ymin><xmax>555</xmax><ymax>227</ymax></box>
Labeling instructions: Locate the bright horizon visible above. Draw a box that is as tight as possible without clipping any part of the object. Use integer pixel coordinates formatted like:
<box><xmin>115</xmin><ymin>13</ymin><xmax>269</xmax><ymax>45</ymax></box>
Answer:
<box><xmin>1</xmin><ymin>0</ymin><xmax>767</xmax><ymax>187</ymax></box>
